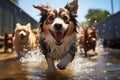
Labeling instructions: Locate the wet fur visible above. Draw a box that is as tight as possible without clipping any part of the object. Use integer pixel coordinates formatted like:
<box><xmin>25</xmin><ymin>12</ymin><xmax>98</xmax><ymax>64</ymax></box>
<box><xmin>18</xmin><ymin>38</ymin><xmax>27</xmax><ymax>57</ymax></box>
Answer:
<box><xmin>40</xmin><ymin>33</ymin><xmax>77</xmax><ymax>59</ymax></box>
<box><xmin>79</xmin><ymin>27</ymin><xmax>98</xmax><ymax>57</ymax></box>
<box><xmin>13</xmin><ymin>23</ymin><xmax>38</xmax><ymax>56</ymax></box>
<box><xmin>34</xmin><ymin>0</ymin><xmax>78</xmax><ymax>71</ymax></box>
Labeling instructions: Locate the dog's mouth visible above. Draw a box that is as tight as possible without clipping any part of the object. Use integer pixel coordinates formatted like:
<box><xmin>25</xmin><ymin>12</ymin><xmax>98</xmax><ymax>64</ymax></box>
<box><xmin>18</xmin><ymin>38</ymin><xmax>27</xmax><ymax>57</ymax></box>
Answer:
<box><xmin>49</xmin><ymin>29</ymin><xmax>68</xmax><ymax>45</ymax></box>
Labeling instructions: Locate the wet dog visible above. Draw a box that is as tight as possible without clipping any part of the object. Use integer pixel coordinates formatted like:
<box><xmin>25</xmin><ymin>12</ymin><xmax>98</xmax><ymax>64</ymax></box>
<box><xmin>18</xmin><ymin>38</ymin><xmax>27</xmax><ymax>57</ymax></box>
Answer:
<box><xmin>13</xmin><ymin>23</ymin><xmax>39</xmax><ymax>57</ymax></box>
<box><xmin>79</xmin><ymin>27</ymin><xmax>98</xmax><ymax>57</ymax></box>
<box><xmin>33</xmin><ymin>0</ymin><xmax>78</xmax><ymax>71</ymax></box>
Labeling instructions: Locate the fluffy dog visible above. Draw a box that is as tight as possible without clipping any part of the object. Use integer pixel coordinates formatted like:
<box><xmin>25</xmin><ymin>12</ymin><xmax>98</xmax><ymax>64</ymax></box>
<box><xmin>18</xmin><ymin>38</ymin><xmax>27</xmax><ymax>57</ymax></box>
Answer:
<box><xmin>79</xmin><ymin>27</ymin><xmax>98</xmax><ymax>57</ymax></box>
<box><xmin>33</xmin><ymin>0</ymin><xmax>78</xmax><ymax>71</ymax></box>
<box><xmin>13</xmin><ymin>23</ymin><xmax>38</xmax><ymax>57</ymax></box>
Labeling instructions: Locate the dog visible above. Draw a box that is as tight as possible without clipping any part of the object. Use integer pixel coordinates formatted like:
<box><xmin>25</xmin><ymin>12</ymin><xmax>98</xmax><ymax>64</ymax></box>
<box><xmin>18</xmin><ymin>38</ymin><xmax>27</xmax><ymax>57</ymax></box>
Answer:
<box><xmin>33</xmin><ymin>0</ymin><xmax>78</xmax><ymax>71</ymax></box>
<box><xmin>79</xmin><ymin>27</ymin><xmax>98</xmax><ymax>57</ymax></box>
<box><xmin>13</xmin><ymin>23</ymin><xmax>39</xmax><ymax>57</ymax></box>
<box><xmin>4</xmin><ymin>32</ymin><xmax>14</xmax><ymax>53</ymax></box>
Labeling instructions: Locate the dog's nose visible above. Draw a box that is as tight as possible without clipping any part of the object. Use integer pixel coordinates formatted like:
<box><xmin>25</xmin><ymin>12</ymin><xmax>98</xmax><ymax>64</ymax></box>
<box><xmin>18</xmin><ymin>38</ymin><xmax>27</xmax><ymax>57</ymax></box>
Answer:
<box><xmin>54</xmin><ymin>23</ymin><xmax>62</xmax><ymax>31</ymax></box>
<box><xmin>21</xmin><ymin>34</ymin><xmax>24</xmax><ymax>36</ymax></box>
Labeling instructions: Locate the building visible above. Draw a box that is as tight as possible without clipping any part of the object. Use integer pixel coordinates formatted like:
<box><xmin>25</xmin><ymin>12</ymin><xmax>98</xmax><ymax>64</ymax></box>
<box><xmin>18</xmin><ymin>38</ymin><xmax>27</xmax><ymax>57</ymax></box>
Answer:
<box><xmin>0</xmin><ymin>0</ymin><xmax>39</xmax><ymax>36</ymax></box>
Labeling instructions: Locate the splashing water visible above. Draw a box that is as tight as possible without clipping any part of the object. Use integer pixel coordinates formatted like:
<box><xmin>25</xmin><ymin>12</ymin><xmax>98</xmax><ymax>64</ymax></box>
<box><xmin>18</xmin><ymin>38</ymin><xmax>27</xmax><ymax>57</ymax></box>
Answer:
<box><xmin>19</xmin><ymin>38</ymin><xmax>105</xmax><ymax>69</ymax></box>
<box><xmin>1</xmin><ymin>37</ymin><xmax>120</xmax><ymax>80</ymax></box>
<box><xmin>71</xmin><ymin>55</ymin><xmax>97</xmax><ymax>74</ymax></box>
<box><xmin>20</xmin><ymin>48</ymin><xmax>46</xmax><ymax>64</ymax></box>
<box><xmin>18</xmin><ymin>38</ymin><xmax>107</xmax><ymax>79</ymax></box>
<box><xmin>69</xmin><ymin>38</ymin><xmax>105</xmax><ymax>75</ymax></box>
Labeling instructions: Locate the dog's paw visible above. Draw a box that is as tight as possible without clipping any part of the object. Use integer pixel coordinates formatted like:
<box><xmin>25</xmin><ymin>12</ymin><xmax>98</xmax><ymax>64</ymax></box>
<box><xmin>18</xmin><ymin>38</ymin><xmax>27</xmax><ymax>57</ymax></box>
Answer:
<box><xmin>57</xmin><ymin>62</ymin><xmax>67</xmax><ymax>70</ymax></box>
<box><xmin>57</xmin><ymin>53</ymin><xmax>72</xmax><ymax>70</ymax></box>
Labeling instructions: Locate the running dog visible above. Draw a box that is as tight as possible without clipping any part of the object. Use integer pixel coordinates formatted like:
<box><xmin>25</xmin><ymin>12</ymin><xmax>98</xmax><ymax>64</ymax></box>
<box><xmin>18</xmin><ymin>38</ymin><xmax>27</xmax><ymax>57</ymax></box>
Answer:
<box><xmin>79</xmin><ymin>27</ymin><xmax>98</xmax><ymax>57</ymax></box>
<box><xmin>13</xmin><ymin>23</ymin><xmax>39</xmax><ymax>57</ymax></box>
<box><xmin>33</xmin><ymin>0</ymin><xmax>78</xmax><ymax>71</ymax></box>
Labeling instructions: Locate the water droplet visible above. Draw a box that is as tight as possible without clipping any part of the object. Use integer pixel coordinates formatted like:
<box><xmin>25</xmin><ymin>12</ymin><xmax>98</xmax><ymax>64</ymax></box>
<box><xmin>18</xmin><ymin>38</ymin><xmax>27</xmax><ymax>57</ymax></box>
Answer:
<box><xmin>107</xmin><ymin>15</ymin><xmax>110</xmax><ymax>17</ymax></box>
<box><xmin>106</xmin><ymin>63</ymin><xmax>112</xmax><ymax>66</ymax></box>
<box><xmin>103</xmin><ymin>70</ymin><xmax>107</xmax><ymax>73</ymax></box>
<box><xmin>102</xmin><ymin>30</ymin><xmax>105</xmax><ymax>32</ymax></box>
<box><xmin>88</xmin><ymin>18</ymin><xmax>91</xmax><ymax>21</ymax></box>
<box><xmin>103</xmin><ymin>24</ymin><xmax>106</xmax><ymax>27</ymax></box>
<box><xmin>94</xmin><ymin>20</ymin><xmax>97</xmax><ymax>23</ymax></box>
<box><xmin>115</xmin><ymin>26</ymin><xmax>118</xmax><ymax>29</ymax></box>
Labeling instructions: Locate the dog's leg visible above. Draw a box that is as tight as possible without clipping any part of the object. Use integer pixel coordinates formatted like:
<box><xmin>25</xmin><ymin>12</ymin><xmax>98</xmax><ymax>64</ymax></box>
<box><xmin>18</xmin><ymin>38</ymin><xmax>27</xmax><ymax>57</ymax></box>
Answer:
<box><xmin>84</xmin><ymin>50</ymin><xmax>88</xmax><ymax>57</ymax></box>
<box><xmin>46</xmin><ymin>57</ymin><xmax>56</xmax><ymax>72</ymax></box>
<box><xmin>57</xmin><ymin>53</ymin><xmax>72</xmax><ymax>70</ymax></box>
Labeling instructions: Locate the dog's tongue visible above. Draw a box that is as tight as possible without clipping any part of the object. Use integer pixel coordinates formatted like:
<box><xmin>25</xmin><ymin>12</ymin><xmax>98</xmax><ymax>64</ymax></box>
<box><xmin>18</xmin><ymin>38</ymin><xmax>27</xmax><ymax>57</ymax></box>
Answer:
<box><xmin>55</xmin><ymin>32</ymin><xmax>63</xmax><ymax>42</ymax></box>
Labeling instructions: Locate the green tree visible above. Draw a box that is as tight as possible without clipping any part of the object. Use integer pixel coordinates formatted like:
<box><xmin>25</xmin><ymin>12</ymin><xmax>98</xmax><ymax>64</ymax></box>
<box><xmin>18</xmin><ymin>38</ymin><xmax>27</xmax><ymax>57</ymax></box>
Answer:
<box><xmin>85</xmin><ymin>9</ymin><xmax>110</xmax><ymax>27</ymax></box>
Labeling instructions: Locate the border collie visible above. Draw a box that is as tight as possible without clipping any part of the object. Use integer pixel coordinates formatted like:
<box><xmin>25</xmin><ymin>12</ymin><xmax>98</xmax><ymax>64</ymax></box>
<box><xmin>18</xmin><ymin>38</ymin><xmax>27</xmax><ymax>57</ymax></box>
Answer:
<box><xmin>33</xmin><ymin>0</ymin><xmax>79</xmax><ymax>72</ymax></box>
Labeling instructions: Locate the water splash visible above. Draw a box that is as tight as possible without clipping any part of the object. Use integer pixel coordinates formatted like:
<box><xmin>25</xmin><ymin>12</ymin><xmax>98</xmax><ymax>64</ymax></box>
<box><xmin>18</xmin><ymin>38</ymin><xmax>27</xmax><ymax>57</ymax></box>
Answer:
<box><xmin>2</xmin><ymin>37</ymin><xmax>120</xmax><ymax>80</ymax></box>
<box><xmin>96</xmin><ymin>38</ymin><xmax>104</xmax><ymax>53</ymax></box>
<box><xmin>19</xmin><ymin>38</ymin><xmax>105</xmax><ymax>76</ymax></box>
<box><xmin>70</xmin><ymin>54</ymin><xmax>97</xmax><ymax>74</ymax></box>
<box><xmin>69</xmin><ymin>38</ymin><xmax>105</xmax><ymax>74</ymax></box>
<box><xmin>20</xmin><ymin>48</ymin><xmax>45</xmax><ymax>64</ymax></box>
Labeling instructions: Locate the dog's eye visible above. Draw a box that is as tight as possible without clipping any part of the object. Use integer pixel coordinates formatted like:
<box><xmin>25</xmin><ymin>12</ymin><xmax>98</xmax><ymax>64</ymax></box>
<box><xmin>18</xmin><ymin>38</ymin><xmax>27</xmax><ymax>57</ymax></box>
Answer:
<box><xmin>62</xmin><ymin>15</ymin><xmax>69</xmax><ymax>23</ymax></box>
<box><xmin>47</xmin><ymin>15</ymin><xmax>55</xmax><ymax>23</ymax></box>
<box><xmin>19</xmin><ymin>30</ymin><xmax>21</xmax><ymax>32</ymax></box>
<box><xmin>23</xmin><ymin>30</ymin><xmax>27</xmax><ymax>33</ymax></box>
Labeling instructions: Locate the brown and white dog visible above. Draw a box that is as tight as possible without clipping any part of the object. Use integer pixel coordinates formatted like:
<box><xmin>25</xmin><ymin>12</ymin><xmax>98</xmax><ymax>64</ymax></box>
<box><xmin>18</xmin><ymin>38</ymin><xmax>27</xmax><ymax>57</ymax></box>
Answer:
<box><xmin>13</xmin><ymin>23</ymin><xmax>39</xmax><ymax>57</ymax></box>
<box><xmin>33</xmin><ymin>0</ymin><xmax>78</xmax><ymax>71</ymax></box>
<box><xmin>79</xmin><ymin>27</ymin><xmax>98</xmax><ymax>57</ymax></box>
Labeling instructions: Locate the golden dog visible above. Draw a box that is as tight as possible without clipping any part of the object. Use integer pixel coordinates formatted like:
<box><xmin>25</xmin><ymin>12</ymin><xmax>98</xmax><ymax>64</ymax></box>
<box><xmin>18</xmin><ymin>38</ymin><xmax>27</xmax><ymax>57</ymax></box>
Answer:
<box><xmin>13</xmin><ymin>23</ymin><xmax>39</xmax><ymax>57</ymax></box>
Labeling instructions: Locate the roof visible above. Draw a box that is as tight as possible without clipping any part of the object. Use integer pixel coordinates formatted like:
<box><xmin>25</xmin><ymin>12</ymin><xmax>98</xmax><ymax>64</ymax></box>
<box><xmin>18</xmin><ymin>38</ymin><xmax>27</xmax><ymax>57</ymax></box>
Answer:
<box><xmin>8</xmin><ymin>0</ymin><xmax>38</xmax><ymax>22</ymax></box>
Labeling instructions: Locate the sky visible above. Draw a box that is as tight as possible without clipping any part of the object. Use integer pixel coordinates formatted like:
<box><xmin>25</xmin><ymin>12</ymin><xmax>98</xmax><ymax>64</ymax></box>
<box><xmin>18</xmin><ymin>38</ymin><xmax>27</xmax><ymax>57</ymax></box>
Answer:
<box><xmin>18</xmin><ymin>0</ymin><xmax>120</xmax><ymax>23</ymax></box>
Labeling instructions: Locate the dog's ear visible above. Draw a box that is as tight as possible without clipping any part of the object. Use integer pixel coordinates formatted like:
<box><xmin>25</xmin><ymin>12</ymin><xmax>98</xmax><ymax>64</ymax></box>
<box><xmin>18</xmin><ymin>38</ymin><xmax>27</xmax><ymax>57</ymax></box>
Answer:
<box><xmin>33</xmin><ymin>4</ymin><xmax>51</xmax><ymax>16</ymax></box>
<box><xmin>65</xmin><ymin>0</ymin><xmax>78</xmax><ymax>16</ymax></box>
<box><xmin>16</xmin><ymin>23</ymin><xmax>21</xmax><ymax>27</ymax></box>
<box><xmin>26</xmin><ymin>23</ymin><xmax>31</xmax><ymax>30</ymax></box>
<box><xmin>15</xmin><ymin>23</ymin><xmax>21</xmax><ymax>31</ymax></box>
